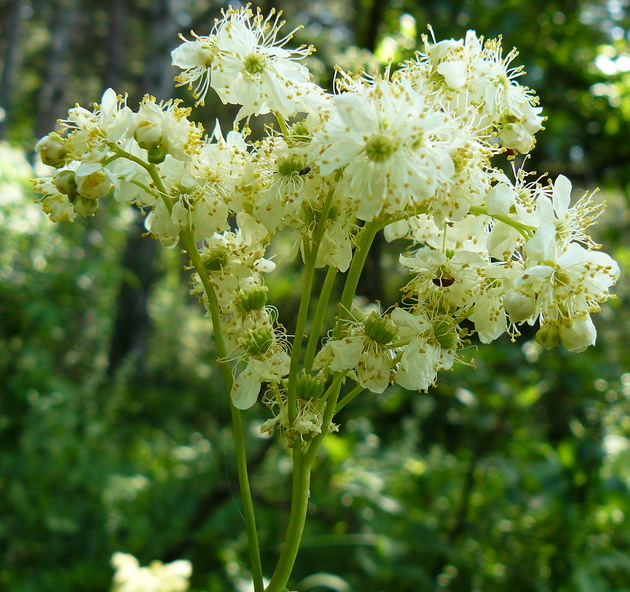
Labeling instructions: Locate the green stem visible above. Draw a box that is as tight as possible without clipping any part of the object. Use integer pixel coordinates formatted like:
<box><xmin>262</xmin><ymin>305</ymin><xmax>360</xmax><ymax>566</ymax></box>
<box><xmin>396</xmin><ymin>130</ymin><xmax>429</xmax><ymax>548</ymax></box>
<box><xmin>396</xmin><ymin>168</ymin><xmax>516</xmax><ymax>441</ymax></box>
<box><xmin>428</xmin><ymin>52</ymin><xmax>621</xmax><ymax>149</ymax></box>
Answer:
<box><xmin>265</xmin><ymin>448</ymin><xmax>311</xmax><ymax>592</ymax></box>
<box><xmin>274</xmin><ymin>111</ymin><xmax>290</xmax><ymax>136</ymax></box>
<box><xmin>335</xmin><ymin>384</ymin><xmax>365</xmax><ymax>414</ymax></box>
<box><xmin>108</xmin><ymin>144</ymin><xmax>173</xmax><ymax>212</ymax></box>
<box><xmin>287</xmin><ymin>190</ymin><xmax>334</xmax><ymax>422</ymax></box>
<box><xmin>181</xmin><ymin>233</ymin><xmax>265</xmax><ymax>592</ymax></box>
<box><xmin>303</xmin><ymin>266</ymin><xmax>338</xmax><ymax>373</ymax></box>
<box><xmin>305</xmin><ymin>373</ymin><xmax>344</xmax><ymax>466</ymax></box>
<box><xmin>468</xmin><ymin>205</ymin><xmax>535</xmax><ymax>239</ymax></box>
<box><xmin>265</xmin><ymin>373</ymin><xmax>345</xmax><ymax>592</ymax></box>
<box><xmin>335</xmin><ymin>220</ymin><xmax>382</xmax><ymax>334</ymax></box>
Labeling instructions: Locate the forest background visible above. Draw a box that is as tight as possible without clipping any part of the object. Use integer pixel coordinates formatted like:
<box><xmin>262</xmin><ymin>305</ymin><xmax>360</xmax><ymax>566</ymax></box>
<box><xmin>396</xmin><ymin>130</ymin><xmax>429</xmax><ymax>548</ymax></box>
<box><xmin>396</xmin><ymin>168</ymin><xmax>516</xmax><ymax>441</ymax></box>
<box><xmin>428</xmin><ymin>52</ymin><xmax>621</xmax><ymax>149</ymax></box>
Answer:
<box><xmin>1</xmin><ymin>0</ymin><xmax>629</xmax><ymax>591</ymax></box>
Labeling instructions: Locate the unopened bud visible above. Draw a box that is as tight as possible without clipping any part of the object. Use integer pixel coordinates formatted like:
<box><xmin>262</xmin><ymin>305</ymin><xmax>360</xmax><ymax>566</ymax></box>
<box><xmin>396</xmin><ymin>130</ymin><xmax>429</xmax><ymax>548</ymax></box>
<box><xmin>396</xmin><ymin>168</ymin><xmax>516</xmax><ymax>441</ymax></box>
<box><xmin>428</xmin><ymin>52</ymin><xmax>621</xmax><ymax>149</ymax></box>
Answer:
<box><xmin>74</xmin><ymin>196</ymin><xmax>99</xmax><ymax>217</ymax></box>
<box><xmin>134</xmin><ymin>120</ymin><xmax>162</xmax><ymax>150</ymax></box>
<box><xmin>147</xmin><ymin>147</ymin><xmax>167</xmax><ymax>164</ymax></box>
<box><xmin>36</xmin><ymin>133</ymin><xmax>67</xmax><ymax>167</ymax></box>
<box><xmin>76</xmin><ymin>169</ymin><xmax>113</xmax><ymax>199</ymax></box>
<box><xmin>535</xmin><ymin>323</ymin><xmax>559</xmax><ymax>350</ymax></box>
<box><xmin>53</xmin><ymin>170</ymin><xmax>77</xmax><ymax>195</ymax></box>
<box><xmin>559</xmin><ymin>315</ymin><xmax>596</xmax><ymax>353</ymax></box>
<box><xmin>504</xmin><ymin>290</ymin><xmax>537</xmax><ymax>323</ymax></box>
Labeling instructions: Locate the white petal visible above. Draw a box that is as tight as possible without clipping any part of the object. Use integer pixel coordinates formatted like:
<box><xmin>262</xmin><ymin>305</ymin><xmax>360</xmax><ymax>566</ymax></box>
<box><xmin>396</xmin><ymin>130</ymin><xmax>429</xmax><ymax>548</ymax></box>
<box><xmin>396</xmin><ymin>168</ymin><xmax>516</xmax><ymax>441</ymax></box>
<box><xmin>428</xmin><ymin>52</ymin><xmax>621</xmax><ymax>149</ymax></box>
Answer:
<box><xmin>552</xmin><ymin>174</ymin><xmax>572</xmax><ymax>216</ymax></box>
<box><xmin>437</xmin><ymin>60</ymin><xmax>467</xmax><ymax>89</ymax></box>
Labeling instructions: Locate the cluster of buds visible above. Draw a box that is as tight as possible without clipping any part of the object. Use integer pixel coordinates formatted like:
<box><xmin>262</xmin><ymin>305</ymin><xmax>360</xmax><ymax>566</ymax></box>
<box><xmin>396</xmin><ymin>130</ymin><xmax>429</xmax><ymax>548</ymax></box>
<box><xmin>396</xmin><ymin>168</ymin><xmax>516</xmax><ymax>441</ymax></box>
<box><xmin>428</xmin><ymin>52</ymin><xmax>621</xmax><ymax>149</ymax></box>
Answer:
<box><xmin>35</xmin><ymin>132</ymin><xmax>115</xmax><ymax>219</ymax></box>
<box><xmin>33</xmin><ymin>6</ymin><xmax>619</xmax><ymax>438</ymax></box>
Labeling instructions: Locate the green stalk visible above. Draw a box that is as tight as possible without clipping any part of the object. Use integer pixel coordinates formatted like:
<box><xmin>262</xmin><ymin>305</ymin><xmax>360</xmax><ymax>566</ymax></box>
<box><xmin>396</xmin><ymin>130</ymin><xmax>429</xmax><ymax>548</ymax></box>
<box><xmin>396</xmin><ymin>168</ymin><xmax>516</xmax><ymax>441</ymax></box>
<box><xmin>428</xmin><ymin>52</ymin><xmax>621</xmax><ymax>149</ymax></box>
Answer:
<box><xmin>334</xmin><ymin>384</ymin><xmax>365</xmax><ymax>414</ymax></box>
<box><xmin>287</xmin><ymin>189</ymin><xmax>334</xmax><ymax>422</ymax></box>
<box><xmin>273</xmin><ymin>111</ymin><xmax>290</xmax><ymax>137</ymax></box>
<box><xmin>265</xmin><ymin>373</ymin><xmax>345</xmax><ymax>592</ymax></box>
<box><xmin>468</xmin><ymin>205</ymin><xmax>536</xmax><ymax>239</ymax></box>
<box><xmin>335</xmin><ymin>220</ymin><xmax>382</xmax><ymax>333</ymax></box>
<box><xmin>303</xmin><ymin>265</ymin><xmax>338</xmax><ymax>373</ymax></box>
<box><xmin>265</xmin><ymin>448</ymin><xmax>311</xmax><ymax>592</ymax></box>
<box><xmin>287</xmin><ymin>245</ymin><xmax>318</xmax><ymax>423</ymax></box>
<box><xmin>305</xmin><ymin>373</ymin><xmax>345</xmax><ymax>466</ymax></box>
<box><xmin>181</xmin><ymin>232</ymin><xmax>265</xmax><ymax>592</ymax></box>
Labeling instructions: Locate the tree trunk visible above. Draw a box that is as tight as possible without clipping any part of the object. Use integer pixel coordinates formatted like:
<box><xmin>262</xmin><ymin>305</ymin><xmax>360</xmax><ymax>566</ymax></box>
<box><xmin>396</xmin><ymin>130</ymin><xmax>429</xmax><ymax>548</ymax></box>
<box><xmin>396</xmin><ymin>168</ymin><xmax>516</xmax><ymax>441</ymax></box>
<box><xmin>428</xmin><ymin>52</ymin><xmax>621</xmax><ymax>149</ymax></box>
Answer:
<box><xmin>105</xmin><ymin>0</ymin><xmax>127</xmax><ymax>91</ymax></box>
<box><xmin>0</xmin><ymin>0</ymin><xmax>26</xmax><ymax>139</ymax></box>
<box><xmin>107</xmin><ymin>0</ymin><xmax>183</xmax><ymax>377</ymax></box>
<box><xmin>34</xmin><ymin>0</ymin><xmax>79</xmax><ymax>140</ymax></box>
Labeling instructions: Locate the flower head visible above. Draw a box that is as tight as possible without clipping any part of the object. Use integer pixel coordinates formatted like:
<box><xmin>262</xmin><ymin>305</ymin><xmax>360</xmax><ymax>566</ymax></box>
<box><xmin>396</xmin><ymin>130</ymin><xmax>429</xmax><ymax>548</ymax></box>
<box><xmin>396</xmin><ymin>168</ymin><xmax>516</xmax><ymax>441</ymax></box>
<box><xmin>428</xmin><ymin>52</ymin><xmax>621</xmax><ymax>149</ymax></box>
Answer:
<box><xmin>172</xmin><ymin>6</ymin><xmax>316</xmax><ymax>118</ymax></box>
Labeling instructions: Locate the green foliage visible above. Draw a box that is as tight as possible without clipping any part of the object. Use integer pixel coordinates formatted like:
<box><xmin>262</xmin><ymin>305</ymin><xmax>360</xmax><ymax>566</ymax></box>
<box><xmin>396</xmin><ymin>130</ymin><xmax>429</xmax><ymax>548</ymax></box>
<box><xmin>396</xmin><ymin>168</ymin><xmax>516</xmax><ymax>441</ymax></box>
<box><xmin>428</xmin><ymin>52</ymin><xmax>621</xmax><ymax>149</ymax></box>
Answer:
<box><xmin>1</xmin><ymin>0</ymin><xmax>630</xmax><ymax>590</ymax></box>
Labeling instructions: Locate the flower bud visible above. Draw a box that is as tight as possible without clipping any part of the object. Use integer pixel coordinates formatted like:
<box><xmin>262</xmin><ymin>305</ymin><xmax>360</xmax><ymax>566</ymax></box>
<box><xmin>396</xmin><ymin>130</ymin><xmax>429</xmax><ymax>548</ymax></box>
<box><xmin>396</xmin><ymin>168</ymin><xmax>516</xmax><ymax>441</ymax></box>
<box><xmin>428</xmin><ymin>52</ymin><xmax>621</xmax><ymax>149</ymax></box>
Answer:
<box><xmin>503</xmin><ymin>290</ymin><xmax>537</xmax><ymax>323</ymax></box>
<box><xmin>134</xmin><ymin>120</ymin><xmax>162</xmax><ymax>150</ymax></box>
<box><xmin>363</xmin><ymin>312</ymin><xmax>397</xmax><ymax>345</ymax></box>
<box><xmin>35</xmin><ymin>133</ymin><xmax>67</xmax><ymax>167</ymax></box>
<box><xmin>559</xmin><ymin>315</ymin><xmax>596</xmax><ymax>353</ymax></box>
<box><xmin>53</xmin><ymin>170</ymin><xmax>77</xmax><ymax>195</ymax></box>
<box><xmin>147</xmin><ymin>147</ymin><xmax>167</xmax><ymax>164</ymax></box>
<box><xmin>500</xmin><ymin>123</ymin><xmax>534</xmax><ymax>154</ymax></box>
<box><xmin>535</xmin><ymin>323</ymin><xmax>559</xmax><ymax>350</ymax></box>
<box><xmin>76</xmin><ymin>169</ymin><xmax>113</xmax><ymax>199</ymax></box>
<box><xmin>236</xmin><ymin>286</ymin><xmax>268</xmax><ymax>312</ymax></box>
<box><xmin>74</xmin><ymin>196</ymin><xmax>99</xmax><ymax>217</ymax></box>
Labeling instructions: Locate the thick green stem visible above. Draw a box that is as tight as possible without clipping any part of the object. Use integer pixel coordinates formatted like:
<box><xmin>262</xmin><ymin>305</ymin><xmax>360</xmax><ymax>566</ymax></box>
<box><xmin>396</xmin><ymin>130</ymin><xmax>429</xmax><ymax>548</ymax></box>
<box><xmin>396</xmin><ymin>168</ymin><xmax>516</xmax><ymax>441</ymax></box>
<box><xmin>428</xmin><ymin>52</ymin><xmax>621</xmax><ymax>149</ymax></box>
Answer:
<box><xmin>265</xmin><ymin>448</ymin><xmax>311</xmax><ymax>592</ymax></box>
<box><xmin>304</xmin><ymin>266</ymin><xmax>338</xmax><ymax>373</ymax></box>
<box><xmin>265</xmin><ymin>374</ymin><xmax>345</xmax><ymax>592</ymax></box>
<box><xmin>181</xmin><ymin>233</ymin><xmax>265</xmax><ymax>592</ymax></box>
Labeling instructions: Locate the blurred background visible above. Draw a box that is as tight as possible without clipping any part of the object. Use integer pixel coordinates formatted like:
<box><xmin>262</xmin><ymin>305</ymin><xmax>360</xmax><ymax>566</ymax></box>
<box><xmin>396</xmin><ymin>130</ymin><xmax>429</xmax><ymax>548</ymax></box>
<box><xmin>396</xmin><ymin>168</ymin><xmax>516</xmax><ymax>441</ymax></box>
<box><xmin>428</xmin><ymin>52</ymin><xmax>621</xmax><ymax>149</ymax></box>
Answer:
<box><xmin>1</xmin><ymin>0</ymin><xmax>629</xmax><ymax>591</ymax></box>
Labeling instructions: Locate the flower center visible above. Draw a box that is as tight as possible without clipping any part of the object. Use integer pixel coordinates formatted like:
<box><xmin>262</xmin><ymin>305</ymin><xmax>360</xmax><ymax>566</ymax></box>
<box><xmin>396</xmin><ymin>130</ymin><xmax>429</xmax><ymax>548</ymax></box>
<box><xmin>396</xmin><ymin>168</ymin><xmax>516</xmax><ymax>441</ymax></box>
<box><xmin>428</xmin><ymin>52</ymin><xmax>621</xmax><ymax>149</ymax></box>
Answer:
<box><xmin>364</xmin><ymin>133</ymin><xmax>396</xmax><ymax>163</ymax></box>
<box><xmin>203</xmin><ymin>247</ymin><xmax>228</xmax><ymax>271</ymax></box>
<box><xmin>277</xmin><ymin>154</ymin><xmax>305</xmax><ymax>177</ymax></box>
<box><xmin>363</xmin><ymin>312</ymin><xmax>397</xmax><ymax>345</ymax></box>
<box><xmin>243</xmin><ymin>52</ymin><xmax>267</xmax><ymax>75</ymax></box>
<box><xmin>240</xmin><ymin>327</ymin><xmax>274</xmax><ymax>357</ymax></box>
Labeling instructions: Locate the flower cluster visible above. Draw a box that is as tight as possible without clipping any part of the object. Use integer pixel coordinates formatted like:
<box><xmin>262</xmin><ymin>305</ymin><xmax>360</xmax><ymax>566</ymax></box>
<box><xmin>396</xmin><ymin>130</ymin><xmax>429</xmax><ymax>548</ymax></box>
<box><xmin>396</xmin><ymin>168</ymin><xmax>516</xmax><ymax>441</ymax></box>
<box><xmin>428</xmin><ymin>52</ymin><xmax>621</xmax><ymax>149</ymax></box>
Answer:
<box><xmin>33</xmin><ymin>7</ymin><xmax>619</xmax><ymax>438</ymax></box>
<box><xmin>111</xmin><ymin>552</ymin><xmax>192</xmax><ymax>592</ymax></box>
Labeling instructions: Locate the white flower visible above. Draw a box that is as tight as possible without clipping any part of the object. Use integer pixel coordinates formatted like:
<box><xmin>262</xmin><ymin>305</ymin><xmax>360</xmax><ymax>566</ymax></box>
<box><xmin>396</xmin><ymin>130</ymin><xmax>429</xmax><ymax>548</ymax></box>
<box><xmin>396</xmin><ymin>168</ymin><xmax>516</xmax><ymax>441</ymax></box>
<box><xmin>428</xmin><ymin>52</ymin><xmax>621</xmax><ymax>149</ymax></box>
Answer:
<box><xmin>61</xmin><ymin>89</ymin><xmax>133</xmax><ymax>161</ymax></box>
<box><xmin>172</xmin><ymin>32</ymin><xmax>217</xmax><ymax>106</ymax></box>
<box><xmin>317</xmin><ymin>312</ymin><xmax>397</xmax><ymax>393</ymax></box>
<box><xmin>111</xmin><ymin>552</ymin><xmax>192</xmax><ymax>592</ymax></box>
<box><xmin>317</xmin><ymin>78</ymin><xmax>454</xmax><ymax>221</ymax></box>
<box><xmin>399</xmin><ymin>247</ymin><xmax>487</xmax><ymax>309</ymax></box>
<box><xmin>513</xmin><ymin>241</ymin><xmax>619</xmax><ymax>329</ymax></box>
<box><xmin>135</xmin><ymin>95</ymin><xmax>203</xmax><ymax>161</ymax></box>
<box><xmin>533</xmin><ymin>175</ymin><xmax>605</xmax><ymax>251</ymax></box>
<box><xmin>391</xmin><ymin>308</ymin><xmax>456</xmax><ymax>391</ymax></box>
<box><xmin>559</xmin><ymin>314</ymin><xmax>597</xmax><ymax>352</ymax></box>
<box><xmin>172</xmin><ymin>7</ymin><xmax>316</xmax><ymax>118</ymax></box>
<box><xmin>231</xmin><ymin>325</ymin><xmax>290</xmax><ymax>409</ymax></box>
